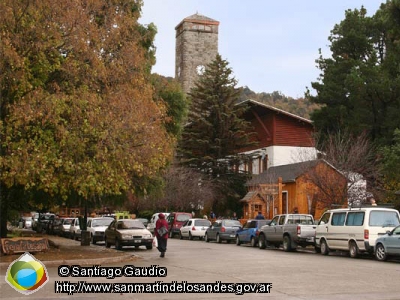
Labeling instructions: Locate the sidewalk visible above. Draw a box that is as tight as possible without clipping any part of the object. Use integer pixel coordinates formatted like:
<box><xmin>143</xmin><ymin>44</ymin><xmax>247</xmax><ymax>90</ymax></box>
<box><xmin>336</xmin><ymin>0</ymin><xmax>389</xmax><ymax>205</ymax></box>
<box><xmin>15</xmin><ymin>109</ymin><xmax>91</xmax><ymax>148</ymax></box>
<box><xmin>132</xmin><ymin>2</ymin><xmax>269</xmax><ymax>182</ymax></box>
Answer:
<box><xmin>0</xmin><ymin>234</ymin><xmax>136</xmax><ymax>267</ymax></box>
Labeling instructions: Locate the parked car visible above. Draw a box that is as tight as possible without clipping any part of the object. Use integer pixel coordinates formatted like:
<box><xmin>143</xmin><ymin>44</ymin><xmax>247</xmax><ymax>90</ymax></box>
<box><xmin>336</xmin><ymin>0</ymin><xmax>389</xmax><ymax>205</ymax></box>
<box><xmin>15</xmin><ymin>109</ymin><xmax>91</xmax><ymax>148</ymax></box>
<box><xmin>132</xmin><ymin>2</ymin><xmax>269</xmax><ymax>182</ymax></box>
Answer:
<box><xmin>87</xmin><ymin>217</ymin><xmax>114</xmax><ymax>244</ymax></box>
<box><xmin>36</xmin><ymin>213</ymin><xmax>55</xmax><ymax>233</ymax></box>
<box><xmin>69</xmin><ymin>218</ymin><xmax>81</xmax><ymax>240</ymax></box>
<box><xmin>258</xmin><ymin>214</ymin><xmax>316</xmax><ymax>251</ymax></box>
<box><xmin>60</xmin><ymin>218</ymin><xmax>74</xmax><ymax>237</ymax></box>
<box><xmin>315</xmin><ymin>207</ymin><xmax>400</xmax><ymax>258</ymax></box>
<box><xmin>49</xmin><ymin>218</ymin><xmax>64</xmax><ymax>235</ymax></box>
<box><xmin>105</xmin><ymin>219</ymin><xmax>153</xmax><ymax>250</ymax></box>
<box><xmin>147</xmin><ymin>212</ymin><xmax>170</xmax><ymax>234</ymax></box>
<box><xmin>22</xmin><ymin>216</ymin><xmax>33</xmax><ymax>229</ymax></box>
<box><xmin>205</xmin><ymin>219</ymin><xmax>242</xmax><ymax>243</ymax></box>
<box><xmin>236</xmin><ymin>219</ymin><xmax>270</xmax><ymax>247</ymax></box>
<box><xmin>167</xmin><ymin>212</ymin><xmax>192</xmax><ymax>238</ymax></box>
<box><xmin>31</xmin><ymin>212</ymin><xmax>39</xmax><ymax>231</ymax></box>
<box><xmin>179</xmin><ymin>218</ymin><xmax>211</xmax><ymax>240</ymax></box>
<box><xmin>375</xmin><ymin>225</ymin><xmax>400</xmax><ymax>261</ymax></box>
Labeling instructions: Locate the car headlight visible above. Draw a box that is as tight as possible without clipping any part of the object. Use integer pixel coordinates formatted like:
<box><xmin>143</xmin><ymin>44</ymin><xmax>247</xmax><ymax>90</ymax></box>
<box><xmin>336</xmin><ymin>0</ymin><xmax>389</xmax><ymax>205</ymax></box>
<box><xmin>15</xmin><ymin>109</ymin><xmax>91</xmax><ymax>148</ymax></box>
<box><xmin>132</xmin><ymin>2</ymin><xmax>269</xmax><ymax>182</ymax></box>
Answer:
<box><xmin>121</xmin><ymin>234</ymin><xmax>131</xmax><ymax>240</ymax></box>
<box><xmin>143</xmin><ymin>234</ymin><xmax>152</xmax><ymax>239</ymax></box>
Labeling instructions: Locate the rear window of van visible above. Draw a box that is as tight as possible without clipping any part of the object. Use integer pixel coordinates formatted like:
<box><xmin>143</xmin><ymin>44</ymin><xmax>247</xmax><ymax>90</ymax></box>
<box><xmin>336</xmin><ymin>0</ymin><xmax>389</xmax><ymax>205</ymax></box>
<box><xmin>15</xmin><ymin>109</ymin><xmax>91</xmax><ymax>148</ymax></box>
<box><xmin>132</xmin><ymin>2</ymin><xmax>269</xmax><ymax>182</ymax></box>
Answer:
<box><xmin>369</xmin><ymin>211</ymin><xmax>400</xmax><ymax>227</ymax></box>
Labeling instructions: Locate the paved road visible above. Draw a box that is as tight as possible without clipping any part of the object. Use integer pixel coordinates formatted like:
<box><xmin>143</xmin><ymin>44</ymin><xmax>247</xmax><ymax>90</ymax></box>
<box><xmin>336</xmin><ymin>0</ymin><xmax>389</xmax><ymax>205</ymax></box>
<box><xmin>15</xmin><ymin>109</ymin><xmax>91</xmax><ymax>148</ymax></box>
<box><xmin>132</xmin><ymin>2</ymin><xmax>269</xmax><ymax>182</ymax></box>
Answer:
<box><xmin>1</xmin><ymin>237</ymin><xmax>399</xmax><ymax>299</ymax></box>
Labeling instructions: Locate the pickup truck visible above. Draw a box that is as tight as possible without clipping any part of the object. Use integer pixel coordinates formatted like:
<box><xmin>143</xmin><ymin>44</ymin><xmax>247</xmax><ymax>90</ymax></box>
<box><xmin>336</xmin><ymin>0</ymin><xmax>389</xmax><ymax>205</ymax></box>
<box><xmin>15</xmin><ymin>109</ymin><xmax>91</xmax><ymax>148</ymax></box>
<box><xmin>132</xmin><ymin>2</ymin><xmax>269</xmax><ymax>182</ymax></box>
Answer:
<box><xmin>257</xmin><ymin>214</ymin><xmax>316</xmax><ymax>251</ymax></box>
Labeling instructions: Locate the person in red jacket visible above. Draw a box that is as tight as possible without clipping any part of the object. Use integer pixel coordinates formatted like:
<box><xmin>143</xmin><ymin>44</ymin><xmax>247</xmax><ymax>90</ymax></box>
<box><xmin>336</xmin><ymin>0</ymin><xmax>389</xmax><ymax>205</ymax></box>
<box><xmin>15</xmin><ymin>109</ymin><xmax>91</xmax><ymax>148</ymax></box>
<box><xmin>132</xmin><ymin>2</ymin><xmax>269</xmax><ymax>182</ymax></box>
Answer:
<box><xmin>155</xmin><ymin>213</ymin><xmax>169</xmax><ymax>257</ymax></box>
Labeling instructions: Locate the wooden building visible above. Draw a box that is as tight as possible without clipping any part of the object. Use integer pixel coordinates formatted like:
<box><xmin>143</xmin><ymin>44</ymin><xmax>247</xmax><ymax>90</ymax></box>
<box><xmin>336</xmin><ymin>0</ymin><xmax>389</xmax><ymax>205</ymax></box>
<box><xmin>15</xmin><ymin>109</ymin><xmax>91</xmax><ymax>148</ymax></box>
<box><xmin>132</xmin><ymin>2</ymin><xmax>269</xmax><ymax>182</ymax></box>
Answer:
<box><xmin>241</xmin><ymin>160</ymin><xmax>348</xmax><ymax>220</ymax></box>
<box><xmin>237</xmin><ymin>99</ymin><xmax>317</xmax><ymax>174</ymax></box>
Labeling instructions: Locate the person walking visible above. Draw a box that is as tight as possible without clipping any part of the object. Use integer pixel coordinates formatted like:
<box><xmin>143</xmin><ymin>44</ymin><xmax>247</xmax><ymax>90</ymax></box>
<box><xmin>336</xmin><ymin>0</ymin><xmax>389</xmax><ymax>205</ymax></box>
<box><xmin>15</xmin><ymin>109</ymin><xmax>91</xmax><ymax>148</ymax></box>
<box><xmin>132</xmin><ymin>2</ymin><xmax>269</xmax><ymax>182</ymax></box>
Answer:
<box><xmin>255</xmin><ymin>211</ymin><xmax>265</xmax><ymax>220</ymax></box>
<box><xmin>155</xmin><ymin>213</ymin><xmax>169</xmax><ymax>257</ymax></box>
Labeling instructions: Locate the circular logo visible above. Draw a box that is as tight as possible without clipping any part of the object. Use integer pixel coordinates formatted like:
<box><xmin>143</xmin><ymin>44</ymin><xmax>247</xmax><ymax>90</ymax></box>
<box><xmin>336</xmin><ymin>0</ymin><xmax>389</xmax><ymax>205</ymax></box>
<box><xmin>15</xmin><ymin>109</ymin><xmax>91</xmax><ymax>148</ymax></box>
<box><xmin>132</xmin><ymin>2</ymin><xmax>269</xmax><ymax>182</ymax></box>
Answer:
<box><xmin>5</xmin><ymin>252</ymin><xmax>49</xmax><ymax>295</ymax></box>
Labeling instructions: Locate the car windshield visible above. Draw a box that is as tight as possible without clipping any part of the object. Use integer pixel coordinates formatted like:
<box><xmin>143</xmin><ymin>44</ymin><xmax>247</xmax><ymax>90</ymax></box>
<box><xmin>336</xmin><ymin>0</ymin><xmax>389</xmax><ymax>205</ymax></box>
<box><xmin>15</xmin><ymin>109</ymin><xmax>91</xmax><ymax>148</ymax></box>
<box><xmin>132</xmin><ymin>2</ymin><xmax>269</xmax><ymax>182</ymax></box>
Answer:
<box><xmin>194</xmin><ymin>220</ymin><xmax>211</xmax><ymax>226</ymax></box>
<box><xmin>92</xmin><ymin>218</ymin><xmax>113</xmax><ymax>227</ymax></box>
<box><xmin>63</xmin><ymin>219</ymin><xmax>73</xmax><ymax>225</ymax></box>
<box><xmin>224</xmin><ymin>220</ymin><xmax>241</xmax><ymax>227</ymax></box>
<box><xmin>117</xmin><ymin>220</ymin><xmax>145</xmax><ymax>230</ymax></box>
<box><xmin>369</xmin><ymin>211</ymin><xmax>400</xmax><ymax>227</ymax></box>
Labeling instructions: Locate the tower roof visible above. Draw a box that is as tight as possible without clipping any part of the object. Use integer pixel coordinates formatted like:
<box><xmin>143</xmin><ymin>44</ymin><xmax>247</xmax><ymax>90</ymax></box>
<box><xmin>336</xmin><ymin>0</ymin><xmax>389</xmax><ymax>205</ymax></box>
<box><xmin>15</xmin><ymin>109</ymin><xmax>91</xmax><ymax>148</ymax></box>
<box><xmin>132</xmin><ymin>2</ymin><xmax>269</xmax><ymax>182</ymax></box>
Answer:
<box><xmin>175</xmin><ymin>13</ymin><xmax>219</xmax><ymax>29</ymax></box>
<box><xmin>184</xmin><ymin>13</ymin><xmax>218</xmax><ymax>22</ymax></box>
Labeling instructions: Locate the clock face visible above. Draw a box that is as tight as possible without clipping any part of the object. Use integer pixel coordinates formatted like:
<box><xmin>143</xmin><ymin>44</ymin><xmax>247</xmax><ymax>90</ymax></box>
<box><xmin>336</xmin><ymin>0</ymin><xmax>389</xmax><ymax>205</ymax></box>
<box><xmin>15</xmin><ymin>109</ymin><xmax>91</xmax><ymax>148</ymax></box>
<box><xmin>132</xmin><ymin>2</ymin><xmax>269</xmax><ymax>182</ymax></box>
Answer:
<box><xmin>196</xmin><ymin>65</ymin><xmax>205</xmax><ymax>75</ymax></box>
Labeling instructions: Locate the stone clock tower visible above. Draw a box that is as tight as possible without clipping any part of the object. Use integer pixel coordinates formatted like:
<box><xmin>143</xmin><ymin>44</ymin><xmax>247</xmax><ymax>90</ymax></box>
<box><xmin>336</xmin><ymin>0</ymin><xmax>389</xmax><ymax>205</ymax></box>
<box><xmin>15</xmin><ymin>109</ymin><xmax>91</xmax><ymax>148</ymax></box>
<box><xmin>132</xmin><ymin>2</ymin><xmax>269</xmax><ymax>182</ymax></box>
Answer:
<box><xmin>175</xmin><ymin>13</ymin><xmax>219</xmax><ymax>95</ymax></box>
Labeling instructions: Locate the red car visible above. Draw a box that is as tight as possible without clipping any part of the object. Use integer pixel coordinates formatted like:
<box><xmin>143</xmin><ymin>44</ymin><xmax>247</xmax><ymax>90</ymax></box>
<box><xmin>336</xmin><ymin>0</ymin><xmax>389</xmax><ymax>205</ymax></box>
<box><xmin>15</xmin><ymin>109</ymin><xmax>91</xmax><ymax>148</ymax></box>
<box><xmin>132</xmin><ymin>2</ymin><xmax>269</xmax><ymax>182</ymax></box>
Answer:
<box><xmin>166</xmin><ymin>212</ymin><xmax>192</xmax><ymax>238</ymax></box>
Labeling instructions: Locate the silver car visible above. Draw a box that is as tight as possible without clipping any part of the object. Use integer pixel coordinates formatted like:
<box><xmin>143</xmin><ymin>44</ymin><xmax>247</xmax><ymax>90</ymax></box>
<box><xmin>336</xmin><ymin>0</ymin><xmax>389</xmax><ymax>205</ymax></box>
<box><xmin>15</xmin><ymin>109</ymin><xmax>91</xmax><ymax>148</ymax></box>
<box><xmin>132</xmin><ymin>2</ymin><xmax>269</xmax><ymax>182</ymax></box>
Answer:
<box><xmin>87</xmin><ymin>217</ymin><xmax>114</xmax><ymax>244</ymax></box>
<box><xmin>205</xmin><ymin>219</ymin><xmax>242</xmax><ymax>243</ymax></box>
<box><xmin>375</xmin><ymin>225</ymin><xmax>400</xmax><ymax>261</ymax></box>
<box><xmin>105</xmin><ymin>219</ymin><xmax>153</xmax><ymax>250</ymax></box>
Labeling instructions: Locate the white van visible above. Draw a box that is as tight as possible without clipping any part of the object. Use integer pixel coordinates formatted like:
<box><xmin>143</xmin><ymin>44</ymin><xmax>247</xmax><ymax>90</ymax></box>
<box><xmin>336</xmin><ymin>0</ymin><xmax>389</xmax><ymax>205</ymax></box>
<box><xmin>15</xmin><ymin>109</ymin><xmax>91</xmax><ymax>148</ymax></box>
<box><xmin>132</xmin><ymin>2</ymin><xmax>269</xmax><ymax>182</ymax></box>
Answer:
<box><xmin>147</xmin><ymin>212</ymin><xmax>170</xmax><ymax>234</ymax></box>
<box><xmin>315</xmin><ymin>206</ymin><xmax>400</xmax><ymax>258</ymax></box>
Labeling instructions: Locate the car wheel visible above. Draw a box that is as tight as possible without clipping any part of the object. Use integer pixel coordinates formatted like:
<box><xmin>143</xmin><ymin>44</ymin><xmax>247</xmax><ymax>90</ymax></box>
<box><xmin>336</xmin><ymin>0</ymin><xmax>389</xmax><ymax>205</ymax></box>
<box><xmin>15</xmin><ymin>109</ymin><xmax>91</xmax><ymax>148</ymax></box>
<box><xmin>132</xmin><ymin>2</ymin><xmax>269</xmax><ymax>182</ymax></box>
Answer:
<box><xmin>216</xmin><ymin>234</ymin><xmax>222</xmax><ymax>243</ymax></box>
<box><xmin>315</xmin><ymin>246</ymin><xmax>321</xmax><ymax>253</ymax></box>
<box><xmin>236</xmin><ymin>236</ymin><xmax>241</xmax><ymax>246</ymax></box>
<box><xmin>146</xmin><ymin>244</ymin><xmax>153</xmax><ymax>250</ymax></box>
<box><xmin>91</xmin><ymin>234</ymin><xmax>96</xmax><ymax>245</ymax></box>
<box><xmin>283</xmin><ymin>235</ymin><xmax>292</xmax><ymax>252</ymax></box>
<box><xmin>189</xmin><ymin>232</ymin><xmax>193</xmax><ymax>240</ymax></box>
<box><xmin>115</xmin><ymin>239</ymin><xmax>122</xmax><ymax>250</ymax></box>
<box><xmin>250</xmin><ymin>237</ymin><xmax>257</xmax><ymax>247</ymax></box>
<box><xmin>320</xmin><ymin>239</ymin><xmax>329</xmax><ymax>255</ymax></box>
<box><xmin>349</xmin><ymin>241</ymin><xmax>358</xmax><ymax>258</ymax></box>
<box><xmin>205</xmin><ymin>233</ymin><xmax>209</xmax><ymax>243</ymax></box>
<box><xmin>105</xmin><ymin>238</ymin><xmax>111</xmax><ymax>248</ymax></box>
<box><xmin>375</xmin><ymin>243</ymin><xmax>387</xmax><ymax>261</ymax></box>
<box><xmin>258</xmin><ymin>234</ymin><xmax>266</xmax><ymax>249</ymax></box>
<box><xmin>179</xmin><ymin>232</ymin><xmax>183</xmax><ymax>240</ymax></box>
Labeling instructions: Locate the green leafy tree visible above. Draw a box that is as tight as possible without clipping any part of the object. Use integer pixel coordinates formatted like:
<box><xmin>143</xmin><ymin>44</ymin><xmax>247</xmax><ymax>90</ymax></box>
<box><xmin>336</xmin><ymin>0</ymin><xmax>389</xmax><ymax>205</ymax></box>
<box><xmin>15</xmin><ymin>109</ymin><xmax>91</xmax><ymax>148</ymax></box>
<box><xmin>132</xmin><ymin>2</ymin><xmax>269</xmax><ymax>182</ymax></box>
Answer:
<box><xmin>0</xmin><ymin>1</ymin><xmax>175</xmax><ymax>237</ymax></box>
<box><xmin>178</xmin><ymin>54</ymin><xmax>257</xmax><ymax>213</ymax></box>
<box><xmin>151</xmin><ymin>74</ymin><xmax>188</xmax><ymax>138</ymax></box>
<box><xmin>307</xmin><ymin>2</ymin><xmax>400</xmax><ymax>147</ymax></box>
<box><xmin>379</xmin><ymin>128</ymin><xmax>400</xmax><ymax>209</ymax></box>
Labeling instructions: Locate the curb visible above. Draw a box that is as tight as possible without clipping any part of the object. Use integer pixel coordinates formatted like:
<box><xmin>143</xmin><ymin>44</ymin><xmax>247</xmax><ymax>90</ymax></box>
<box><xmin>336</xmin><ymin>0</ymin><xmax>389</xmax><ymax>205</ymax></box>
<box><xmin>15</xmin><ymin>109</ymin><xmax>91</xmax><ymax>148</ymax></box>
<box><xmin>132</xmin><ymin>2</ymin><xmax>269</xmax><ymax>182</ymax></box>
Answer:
<box><xmin>0</xmin><ymin>237</ymin><xmax>140</xmax><ymax>268</ymax></box>
<box><xmin>0</xmin><ymin>253</ymin><xmax>137</xmax><ymax>268</ymax></box>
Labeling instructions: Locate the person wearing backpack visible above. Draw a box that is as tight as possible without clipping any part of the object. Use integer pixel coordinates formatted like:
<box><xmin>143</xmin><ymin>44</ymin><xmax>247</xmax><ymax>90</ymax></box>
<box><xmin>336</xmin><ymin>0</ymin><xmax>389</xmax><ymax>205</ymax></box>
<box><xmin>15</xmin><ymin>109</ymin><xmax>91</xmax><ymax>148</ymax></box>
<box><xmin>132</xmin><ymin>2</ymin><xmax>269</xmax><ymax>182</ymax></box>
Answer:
<box><xmin>155</xmin><ymin>213</ymin><xmax>169</xmax><ymax>257</ymax></box>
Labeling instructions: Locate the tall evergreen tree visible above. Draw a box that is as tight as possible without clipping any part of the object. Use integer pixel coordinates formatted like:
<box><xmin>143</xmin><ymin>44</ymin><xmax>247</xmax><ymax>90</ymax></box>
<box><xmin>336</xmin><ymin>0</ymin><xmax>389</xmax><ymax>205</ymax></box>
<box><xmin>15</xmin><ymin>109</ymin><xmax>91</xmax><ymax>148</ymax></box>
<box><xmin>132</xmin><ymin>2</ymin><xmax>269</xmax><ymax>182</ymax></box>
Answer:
<box><xmin>307</xmin><ymin>2</ymin><xmax>400</xmax><ymax>147</ymax></box>
<box><xmin>178</xmin><ymin>54</ymin><xmax>257</xmax><ymax>214</ymax></box>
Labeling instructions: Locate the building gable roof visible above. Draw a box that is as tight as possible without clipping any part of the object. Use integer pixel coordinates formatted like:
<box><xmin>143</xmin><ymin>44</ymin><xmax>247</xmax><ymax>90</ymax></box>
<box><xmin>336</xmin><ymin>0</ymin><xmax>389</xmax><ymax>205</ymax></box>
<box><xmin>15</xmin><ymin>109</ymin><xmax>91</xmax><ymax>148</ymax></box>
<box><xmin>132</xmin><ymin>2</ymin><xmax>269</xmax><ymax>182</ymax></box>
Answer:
<box><xmin>247</xmin><ymin>160</ymin><xmax>321</xmax><ymax>185</ymax></box>
<box><xmin>238</xmin><ymin>99</ymin><xmax>312</xmax><ymax>125</ymax></box>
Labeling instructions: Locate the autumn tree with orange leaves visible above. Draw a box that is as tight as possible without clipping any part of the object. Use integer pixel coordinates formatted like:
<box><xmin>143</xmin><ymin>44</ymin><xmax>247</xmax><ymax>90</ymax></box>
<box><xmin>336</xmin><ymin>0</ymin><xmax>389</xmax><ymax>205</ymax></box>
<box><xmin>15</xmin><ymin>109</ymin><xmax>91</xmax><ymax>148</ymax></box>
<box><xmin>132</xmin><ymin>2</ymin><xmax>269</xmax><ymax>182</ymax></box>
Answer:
<box><xmin>0</xmin><ymin>1</ymin><xmax>181</xmax><ymax>237</ymax></box>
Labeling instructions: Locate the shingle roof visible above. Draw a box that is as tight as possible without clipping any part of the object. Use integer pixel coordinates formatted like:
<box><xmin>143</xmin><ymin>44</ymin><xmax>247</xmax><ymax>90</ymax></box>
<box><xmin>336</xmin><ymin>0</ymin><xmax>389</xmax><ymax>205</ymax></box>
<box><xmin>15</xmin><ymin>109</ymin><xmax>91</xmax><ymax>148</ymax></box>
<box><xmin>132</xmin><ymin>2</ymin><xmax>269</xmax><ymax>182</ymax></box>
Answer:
<box><xmin>237</xmin><ymin>99</ymin><xmax>312</xmax><ymax>124</ymax></box>
<box><xmin>240</xmin><ymin>191</ymin><xmax>257</xmax><ymax>203</ymax></box>
<box><xmin>247</xmin><ymin>160</ymin><xmax>320</xmax><ymax>186</ymax></box>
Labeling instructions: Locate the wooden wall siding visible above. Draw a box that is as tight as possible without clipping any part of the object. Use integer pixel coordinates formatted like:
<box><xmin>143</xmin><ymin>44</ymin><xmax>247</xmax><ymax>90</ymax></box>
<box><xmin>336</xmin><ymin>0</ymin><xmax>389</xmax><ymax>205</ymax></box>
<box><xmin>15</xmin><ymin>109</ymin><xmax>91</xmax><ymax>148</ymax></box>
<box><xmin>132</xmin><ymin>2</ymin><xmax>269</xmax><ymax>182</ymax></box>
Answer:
<box><xmin>282</xmin><ymin>183</ymin><xmax>297</xmax><ymax>214</ymax></box>
<box><xmin>243</xmin><ymin>161</ymin><xmax>347</xmax><ymax>220</ymax></box>
<box><xmin>274</xmin><ymin>114</ymin><xmax>314</xmax><ymax>147</ymax></box>
<box><xmin>241</xmin><ymin>109</ymin><xmax>314</xmax><ymax>152</ymax></box>
<box><xmin>242</xmin><ymin>196</ymin><xmax>269</xmax><ymax>219</ymax></box>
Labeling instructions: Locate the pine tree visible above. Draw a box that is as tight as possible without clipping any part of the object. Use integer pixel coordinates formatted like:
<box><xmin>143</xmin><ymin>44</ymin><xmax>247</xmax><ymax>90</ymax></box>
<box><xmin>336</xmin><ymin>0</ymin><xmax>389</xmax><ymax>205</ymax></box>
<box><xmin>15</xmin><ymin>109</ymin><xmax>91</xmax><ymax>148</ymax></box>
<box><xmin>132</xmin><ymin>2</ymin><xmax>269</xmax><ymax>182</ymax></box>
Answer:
<box><xmin>307</xmin><ymin>3</ymin><xmax>400</xmax><ymax>147</ymax></box>
<box><xmin>178</xmin><ymin>54</ymin><xmax>257</xmax><ymax>213</ymax></box>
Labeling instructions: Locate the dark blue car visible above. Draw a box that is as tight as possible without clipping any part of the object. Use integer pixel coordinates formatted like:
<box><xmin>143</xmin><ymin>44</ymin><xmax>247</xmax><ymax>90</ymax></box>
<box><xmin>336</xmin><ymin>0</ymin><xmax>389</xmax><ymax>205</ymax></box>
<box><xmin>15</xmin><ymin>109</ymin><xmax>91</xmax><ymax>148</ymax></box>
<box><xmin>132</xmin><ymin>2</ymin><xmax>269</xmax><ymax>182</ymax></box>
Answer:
<box><xmin>236</xmin><ymin>219</ymin><xmax>270</xmax><ymax>247</ymax></box>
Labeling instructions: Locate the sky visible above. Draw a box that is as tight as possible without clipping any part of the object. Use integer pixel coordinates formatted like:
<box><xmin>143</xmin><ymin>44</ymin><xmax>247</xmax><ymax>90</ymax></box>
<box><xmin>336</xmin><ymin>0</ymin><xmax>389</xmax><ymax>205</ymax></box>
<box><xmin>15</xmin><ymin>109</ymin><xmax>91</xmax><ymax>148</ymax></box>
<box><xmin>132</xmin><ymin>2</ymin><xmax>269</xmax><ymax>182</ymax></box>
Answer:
<box><xmin>139</xmin><ymin>1</ymin><xmax>383</xmax><ymax>99</ymax></box>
